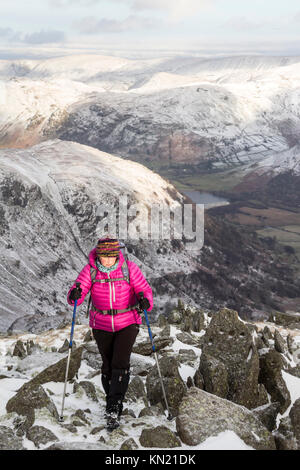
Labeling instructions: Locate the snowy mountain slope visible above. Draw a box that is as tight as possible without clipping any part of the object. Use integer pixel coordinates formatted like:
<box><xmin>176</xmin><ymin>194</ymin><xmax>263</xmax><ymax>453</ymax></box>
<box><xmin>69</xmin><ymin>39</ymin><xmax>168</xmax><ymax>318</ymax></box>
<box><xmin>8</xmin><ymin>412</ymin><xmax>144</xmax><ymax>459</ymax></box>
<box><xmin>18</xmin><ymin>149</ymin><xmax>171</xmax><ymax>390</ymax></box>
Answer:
<box><xmin>253</xmin><ymin>145</ymin><xmax>300</xmax><ymax>176</ymax></box>
<box><xmin>0</xmin><ymin>139</ymin><xmax>206</xmax><ymax>332</ymax></box>
<box><xmin>1</xmin><ymin>54</ymin><xmax>300</xmax><ymax>83</ymax></box>
<box><xmin>1</xmin><ymin>53</ymin><xmax>300</xmax><ymax>170</ymax></box>
<box><xmin>54</xmin><ymin>81</ymin><xmax>292</xmax><ymax>166</ymax></box>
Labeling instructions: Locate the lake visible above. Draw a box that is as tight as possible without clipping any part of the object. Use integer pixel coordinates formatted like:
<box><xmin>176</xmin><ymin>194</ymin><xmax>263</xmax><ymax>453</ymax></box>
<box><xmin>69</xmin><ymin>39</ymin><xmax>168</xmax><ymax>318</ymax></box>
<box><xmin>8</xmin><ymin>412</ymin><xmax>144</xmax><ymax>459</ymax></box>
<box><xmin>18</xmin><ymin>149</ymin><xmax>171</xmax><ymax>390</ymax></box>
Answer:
<box><xmin>183</xmin><ymin>191</ymin><xmax>230</xmax><ymax>209</ymax></box>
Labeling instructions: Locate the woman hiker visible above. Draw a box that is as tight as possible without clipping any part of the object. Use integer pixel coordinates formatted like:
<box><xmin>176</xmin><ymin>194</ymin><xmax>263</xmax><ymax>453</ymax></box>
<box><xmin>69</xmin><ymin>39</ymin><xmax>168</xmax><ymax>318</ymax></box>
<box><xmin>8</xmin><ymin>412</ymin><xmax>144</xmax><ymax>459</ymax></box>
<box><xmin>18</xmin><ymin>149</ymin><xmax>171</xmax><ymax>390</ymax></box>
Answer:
<box><xmin>67</xmin><ymin>237</ymin><xmax>153</xmax><ymax>430</ymax></box>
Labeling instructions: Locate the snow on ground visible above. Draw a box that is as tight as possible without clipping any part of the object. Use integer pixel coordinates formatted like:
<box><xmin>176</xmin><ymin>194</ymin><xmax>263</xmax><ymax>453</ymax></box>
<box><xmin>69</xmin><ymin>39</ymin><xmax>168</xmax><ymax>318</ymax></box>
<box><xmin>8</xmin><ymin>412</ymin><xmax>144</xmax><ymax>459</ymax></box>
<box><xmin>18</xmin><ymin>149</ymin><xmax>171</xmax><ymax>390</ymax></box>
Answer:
<box><xmin>281</xmin><ymin>371</ymin><xmax>300</xmax><ymax>417</ymax></box>
<box><xmin>0</xmin><ymin>322</ymin><xmax>250</xmax><ymax>450</ymax></box>
<box><xmin>0</xmin><ymin>319</ymin><xmax>299</xmax><ymax>450</ymax></box>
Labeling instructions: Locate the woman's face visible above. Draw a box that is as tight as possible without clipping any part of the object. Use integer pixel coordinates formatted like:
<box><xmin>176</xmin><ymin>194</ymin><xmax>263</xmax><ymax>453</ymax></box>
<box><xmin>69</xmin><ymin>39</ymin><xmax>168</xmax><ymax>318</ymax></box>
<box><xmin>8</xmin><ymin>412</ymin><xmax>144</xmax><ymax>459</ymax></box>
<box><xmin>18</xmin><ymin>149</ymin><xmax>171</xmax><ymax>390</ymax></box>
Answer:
<box><xmin>99</xmin><ymin>256</ymin><xmax>117</xmax><ymax>267</ymax></box>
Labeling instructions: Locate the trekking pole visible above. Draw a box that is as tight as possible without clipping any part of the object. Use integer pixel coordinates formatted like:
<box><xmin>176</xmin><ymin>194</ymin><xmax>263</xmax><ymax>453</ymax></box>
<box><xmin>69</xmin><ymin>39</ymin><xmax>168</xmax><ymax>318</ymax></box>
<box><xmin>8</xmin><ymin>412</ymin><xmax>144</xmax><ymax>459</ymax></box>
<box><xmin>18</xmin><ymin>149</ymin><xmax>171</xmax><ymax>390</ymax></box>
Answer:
<box><xmin>138</xmin><ymin>291</ymin><xmax>173</xmax><ymax>421</ymax></box>
<box><xmin>59</xmin><ymin>282</ymin><xmax>80</xmax><ymax>422</ymax></box>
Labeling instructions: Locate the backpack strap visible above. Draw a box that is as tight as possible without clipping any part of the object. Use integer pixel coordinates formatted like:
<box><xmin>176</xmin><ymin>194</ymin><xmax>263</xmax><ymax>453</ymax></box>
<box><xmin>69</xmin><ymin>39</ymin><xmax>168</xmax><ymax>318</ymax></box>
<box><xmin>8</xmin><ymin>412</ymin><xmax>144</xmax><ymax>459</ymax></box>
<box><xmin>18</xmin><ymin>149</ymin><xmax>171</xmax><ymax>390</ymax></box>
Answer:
<box><xmin>86</xmin><ymin>267</ymin><xmax>97</xmax><ymax>317</ymax></box>
<box><xmin>119</xmin><ymin>241</ymin><xmax>130</xmax><ymax>284</ymax></box>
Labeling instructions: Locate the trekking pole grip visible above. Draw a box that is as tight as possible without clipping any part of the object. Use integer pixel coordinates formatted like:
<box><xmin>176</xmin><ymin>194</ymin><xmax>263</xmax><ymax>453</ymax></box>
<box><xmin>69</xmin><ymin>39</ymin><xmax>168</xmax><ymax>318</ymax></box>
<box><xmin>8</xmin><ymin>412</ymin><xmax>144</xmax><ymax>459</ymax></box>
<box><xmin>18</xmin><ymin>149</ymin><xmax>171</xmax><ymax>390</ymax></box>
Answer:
<box><xmin>138</xmin><ymin>291</ymin><xmax>155</xmax><ymax>352</ymax></box>
<box><xmin>69</xmin><ymin>282</ymin><xmax>80</xmax><ymax>348</ymax></box>
<box><xmin>139</xmin><ymin>291</ymin><xmax>144</xmax><ymax>300</ymax></box>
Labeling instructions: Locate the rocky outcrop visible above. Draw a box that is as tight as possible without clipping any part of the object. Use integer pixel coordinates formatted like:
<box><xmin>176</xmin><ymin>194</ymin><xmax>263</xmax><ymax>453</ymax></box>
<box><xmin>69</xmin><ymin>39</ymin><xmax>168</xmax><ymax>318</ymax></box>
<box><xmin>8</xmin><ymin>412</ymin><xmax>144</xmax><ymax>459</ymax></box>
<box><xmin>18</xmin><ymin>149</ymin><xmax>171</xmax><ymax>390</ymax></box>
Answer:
<box><xmin>196</xmin><ymin>308</ymin><xmax>268</xmax><ymax>409</ymax></box>
<box><xmin>258</xmin><ymin>350</ymin><xmax>291</xmax><ymax>413</ymax></box>
<box><xmin>176</xmin><ymin>387</ymin><xmax>276</xmax><ymax>450</ymax></box>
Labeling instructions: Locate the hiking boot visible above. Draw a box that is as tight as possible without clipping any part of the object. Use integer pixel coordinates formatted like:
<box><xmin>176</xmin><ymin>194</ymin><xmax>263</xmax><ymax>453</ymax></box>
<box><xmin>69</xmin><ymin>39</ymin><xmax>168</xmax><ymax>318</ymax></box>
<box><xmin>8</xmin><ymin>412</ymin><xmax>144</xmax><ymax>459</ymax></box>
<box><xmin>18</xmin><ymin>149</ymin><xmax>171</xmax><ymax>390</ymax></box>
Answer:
<box><xmin>106</xmin><ymin>403</ymin><xmax>120</xmax><ymax>431</ymax></box>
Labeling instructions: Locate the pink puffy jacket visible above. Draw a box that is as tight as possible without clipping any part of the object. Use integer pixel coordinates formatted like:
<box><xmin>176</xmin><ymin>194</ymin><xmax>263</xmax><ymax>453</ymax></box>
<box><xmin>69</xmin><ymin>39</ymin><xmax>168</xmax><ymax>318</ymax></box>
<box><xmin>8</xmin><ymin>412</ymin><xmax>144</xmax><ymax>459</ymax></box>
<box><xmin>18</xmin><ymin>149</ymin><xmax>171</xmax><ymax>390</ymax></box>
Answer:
<box><xmin>67</xmin><ymin>248</ymin><xmax>153</xmax><ymax>332</ymax></box>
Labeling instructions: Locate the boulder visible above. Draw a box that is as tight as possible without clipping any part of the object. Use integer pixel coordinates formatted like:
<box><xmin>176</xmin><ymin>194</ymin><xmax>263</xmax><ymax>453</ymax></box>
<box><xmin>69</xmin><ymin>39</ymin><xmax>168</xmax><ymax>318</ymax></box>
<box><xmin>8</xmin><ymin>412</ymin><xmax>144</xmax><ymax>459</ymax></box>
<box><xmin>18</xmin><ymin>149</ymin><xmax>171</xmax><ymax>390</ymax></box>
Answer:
<box><xmin>125</xmin><ymin>376</ymin><xmax>147</xmax><ymax>402</ymax></box>
<box><xmin>289</xmin><ymin>398</ymin><xmax>300</xmax><ymax>448</ymax></box>
<box><xmin>157</xmin><ymin>314</ymin><xmax>168</xmax><ymax>327</ymax></box>
<box><xmin>176</xmin><ymin>387</ymin><xmax>276</xmax><ymax>450</ymax></box>
<box><xmin>12</xmin><ymin>340</ymin><xmax>27</xmax><ymax>359</ymax></box>
<box><xmin>262</xmin><ymin>326</ymin><xmax>274</xmax><ymax>345</ymax></box>
<box><xmin>130</xmin><ymin>353</ymin><xmax>154</xmax><ymax>377</ymax></box>
<box><xmin>73</xmin><ymin>381</ymin><xmax>98</xmax><ymax>402</ymax></box>
<box><xmin>6</xmin><ymin>382</ymin><xmax>59</xmax><ymax>429</ymax></box>
<box><xmin>177</xmin><ymin>349</ymin><xmax>197</xmax><ymax>366</ymax></box>
<box><xmin>274</xmin><ymin>330</ymin><xmax>287</xmax><ymax>354</ymax></box>
<box><xmin>259</xmin><ymin>350</ymin><xmax>291</xmax><ymax>413</ymax></box>
<box><xmin>199</xmin><ymin>353</ymin><xmax>228</xmax><ymax>399</ymax></box>
<box><xmin>252</xmin><ymin>402</ymin><xmax>281</xmax><ymax>432</ymax></box>
<box><xmin>83</xmin><ymin>330</ymin><xmax>93</xmax><ymax>342</ymax></box>
<box><xmin>133</xmin><ymin>337</ymin><xmax>174</xmax><ymax>356</ymax></box>
<box><xmin>200</xmin><ymin>308</ymin><xmax>267</xmax><ymax>409</ymax></box>
<box><xmin>71</xmin><ymin>409</ymin><xmax>91</xmax><ymax>425</ymax></box>
<box><xmin>176</xmin><ymin>332</ymin><xmax>199</xmax><ymax>346</ymax></box>
<box><xmin>287</xmin><ymin>334</ymin><xmax>297</xmax><ymax>355</ymax></box>
<box><xmin>139</xmin><ymin>425</ymin><xmax>181</xmax><ymax>448</ymax></box>
<box><xmin>193</xmin><ymin>369</ymin><xmax>204</xmax><ymax>390</ymax></box>
<box><xmin>160</xmin><ymin>325</ymin><xmax>171</xmax><ymax>337</ymax></box>
<box><xmin>272</xmin><ymin>312</ymin><xmax>300</xmax><ymax>329</ymax></box>
<box><xmin>82</xmin><ymin>343</ymin><xmax>102</xmax><ymax>370</ymax></box>
<box><xmin>58</xmin><ymin>339</ymin><xmax>76</xmax><ymax>353</ymax></box>
<box><xmin>0</xmin><ymin>426</ymin><xmax>25</xmax><ymax>450</ymax></box>
<box><xmin>120</xmin><ymin>438</ymin><xmax>139</xmax><ymax>450</ymax></box>
<box><xmin>167</xmin><ymin>307</ymin><xmax>183</xmax><ymax>325</ymax></box>
<box><xmin>146</xmin><ymin>355</ymin><xmax>186</xmax><ymax>417</ymax></box>
<box><xmin>26</xmin><ymin>425</ymin><xmax>58</xmax><ymax>448</ymax></box>
<box><xmin>274</xmin><ymin>416</ymin><xmax>298</xmax><ymax>450</ymax></box>
<box><xmin>29</xmin><ymin>346</ymin><xmax>83</xmax><ymax>386</ymax></box>
<box><xmin>138</xmin><ymin>403</ymin><xmax>164</xmax><ymax>418</ymax></box>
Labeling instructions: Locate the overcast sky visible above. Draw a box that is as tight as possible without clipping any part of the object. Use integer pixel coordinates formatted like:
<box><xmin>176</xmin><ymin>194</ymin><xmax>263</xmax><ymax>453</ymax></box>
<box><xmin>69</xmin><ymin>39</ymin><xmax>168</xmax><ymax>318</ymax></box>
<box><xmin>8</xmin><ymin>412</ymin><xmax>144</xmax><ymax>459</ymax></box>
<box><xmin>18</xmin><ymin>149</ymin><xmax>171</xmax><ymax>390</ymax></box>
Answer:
<box><xmin>1</xmin><ymin>0</ymin><xmax>300</xmax><ymax>57</ymax></box>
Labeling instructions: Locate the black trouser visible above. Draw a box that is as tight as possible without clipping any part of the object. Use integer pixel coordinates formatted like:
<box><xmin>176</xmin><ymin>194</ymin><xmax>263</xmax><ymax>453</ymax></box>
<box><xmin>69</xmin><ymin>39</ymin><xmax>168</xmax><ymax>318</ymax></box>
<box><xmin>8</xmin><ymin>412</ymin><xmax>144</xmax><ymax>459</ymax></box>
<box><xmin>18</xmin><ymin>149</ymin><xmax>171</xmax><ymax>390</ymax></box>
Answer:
<box><xmin>92</xmin><ymin>323</ymin><xmax>139</xmax><ymax>411</ymax></box>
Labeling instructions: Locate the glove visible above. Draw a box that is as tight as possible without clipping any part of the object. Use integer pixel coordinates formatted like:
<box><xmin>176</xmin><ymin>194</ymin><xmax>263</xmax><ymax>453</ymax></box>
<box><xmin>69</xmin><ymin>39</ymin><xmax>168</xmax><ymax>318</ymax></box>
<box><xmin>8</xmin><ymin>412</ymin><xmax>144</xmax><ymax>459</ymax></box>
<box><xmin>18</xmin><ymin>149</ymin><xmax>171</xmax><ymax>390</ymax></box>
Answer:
<box><xmin>69</xmin><ymin>286</ymin><xmax>82</xmax><ymax>301</ymax></box>
<box><xmin>139</xmin><ymin>297</ymin><xmax>150</xmax><ymax>311</ymax></box>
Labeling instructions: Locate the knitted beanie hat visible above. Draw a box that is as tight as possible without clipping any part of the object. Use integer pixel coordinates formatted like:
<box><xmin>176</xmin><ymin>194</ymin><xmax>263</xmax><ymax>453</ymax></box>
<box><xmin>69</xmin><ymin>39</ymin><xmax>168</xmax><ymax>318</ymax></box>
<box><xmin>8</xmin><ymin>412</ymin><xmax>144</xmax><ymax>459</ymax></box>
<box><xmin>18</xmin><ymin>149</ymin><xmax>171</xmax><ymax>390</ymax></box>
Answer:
<box><xmin>96</xmin><ymin>237</ymin><xmax>120</xmax><ymax>258</ymax></box>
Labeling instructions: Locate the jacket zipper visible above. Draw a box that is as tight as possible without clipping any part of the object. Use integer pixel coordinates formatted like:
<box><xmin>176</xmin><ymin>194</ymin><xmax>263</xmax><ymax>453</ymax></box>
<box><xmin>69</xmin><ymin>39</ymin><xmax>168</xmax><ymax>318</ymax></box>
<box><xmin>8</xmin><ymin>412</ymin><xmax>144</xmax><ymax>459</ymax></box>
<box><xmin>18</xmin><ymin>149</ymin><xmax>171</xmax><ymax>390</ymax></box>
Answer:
<box><xmin>108</xmin><ymin>273</ymin><xmax>115</xmax><ymax>332</ymax></box>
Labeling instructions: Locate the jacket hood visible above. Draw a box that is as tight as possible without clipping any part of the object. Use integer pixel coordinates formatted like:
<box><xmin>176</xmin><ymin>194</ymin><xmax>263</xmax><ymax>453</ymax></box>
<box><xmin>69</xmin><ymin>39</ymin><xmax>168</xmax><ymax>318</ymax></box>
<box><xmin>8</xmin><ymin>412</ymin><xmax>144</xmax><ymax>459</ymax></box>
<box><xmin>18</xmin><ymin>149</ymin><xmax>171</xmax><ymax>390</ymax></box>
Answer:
<box><xmin>89</xmin><ymin>247</ymin><xmax>125</xmax><ymax>271</ymax></box>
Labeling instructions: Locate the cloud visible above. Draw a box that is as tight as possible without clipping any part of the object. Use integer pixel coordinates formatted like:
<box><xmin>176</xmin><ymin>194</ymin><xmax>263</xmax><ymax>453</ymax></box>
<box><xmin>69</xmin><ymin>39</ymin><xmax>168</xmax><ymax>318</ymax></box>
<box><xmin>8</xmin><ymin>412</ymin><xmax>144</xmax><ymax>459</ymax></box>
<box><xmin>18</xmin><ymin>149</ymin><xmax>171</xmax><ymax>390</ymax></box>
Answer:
<box><xmin>75</xmin><ymin>15</ymin><xmax>163</xmax><ymax>33</ymax></box>
<box><xmin>23</xmin><ymin>30</ymin><xmax>66</xmax><ymax>44</ymax></box>
<box><xmin>49</xmin><ymin>0</ymin><xmax>211</xmax><ymax>21</ymax></box>
<box><xmin>0</xmin><ymin>27</ymin><xmax>23</xmax><ymax>42</ymax></box>
<box><xmin>131</xmin><ymin>0</ymin><xmax>208</xmax><ymax>14</ymax></box>
<box><xmin>222</xmin><ymin>16</ymin><xmax>264</xmax><ymax>32</ymax></box>
<box><xmin>49</xmin><ymin>0</ymin><xmax>98</xmax><ymax>5</ymax></box>
<box><xmin>0</xmin><ymin>27</ymin><xmax>14</xmax><ymax>37</ymax></box>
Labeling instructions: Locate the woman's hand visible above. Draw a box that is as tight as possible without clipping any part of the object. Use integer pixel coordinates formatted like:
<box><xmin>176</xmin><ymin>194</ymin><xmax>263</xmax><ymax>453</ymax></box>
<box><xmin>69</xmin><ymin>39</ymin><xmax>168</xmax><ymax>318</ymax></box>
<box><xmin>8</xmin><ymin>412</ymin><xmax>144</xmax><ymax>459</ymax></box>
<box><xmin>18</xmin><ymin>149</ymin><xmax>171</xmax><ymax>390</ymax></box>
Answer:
<box><xmin>69</xmin><ymin>286</ymin><xmax>82</xmax><ymax>301</ymax></box>
<box><xmin>139</xmin><ymin>297</ymin><xmax>150</xmax><ymax>311</ymax></box>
